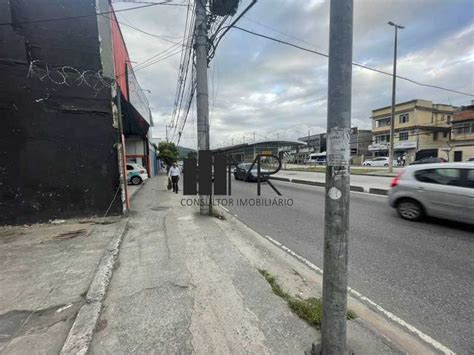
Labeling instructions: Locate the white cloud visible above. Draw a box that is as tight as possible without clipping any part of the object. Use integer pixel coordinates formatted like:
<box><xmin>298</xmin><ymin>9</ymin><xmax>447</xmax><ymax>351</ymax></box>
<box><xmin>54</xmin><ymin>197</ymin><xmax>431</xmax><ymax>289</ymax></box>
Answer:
<box><xmin>115</xmin><ymin>0</ymin><xmax>474</xmax><ymax>149</ymax></box>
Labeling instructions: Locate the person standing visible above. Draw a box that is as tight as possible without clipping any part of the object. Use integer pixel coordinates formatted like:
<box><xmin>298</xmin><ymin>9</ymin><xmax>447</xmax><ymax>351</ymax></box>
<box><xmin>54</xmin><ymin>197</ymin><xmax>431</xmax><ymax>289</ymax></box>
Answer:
<box><xmin>168</xmin><ymin>163</ymin><xmax>181</xmax><ymax>193</ymax></box>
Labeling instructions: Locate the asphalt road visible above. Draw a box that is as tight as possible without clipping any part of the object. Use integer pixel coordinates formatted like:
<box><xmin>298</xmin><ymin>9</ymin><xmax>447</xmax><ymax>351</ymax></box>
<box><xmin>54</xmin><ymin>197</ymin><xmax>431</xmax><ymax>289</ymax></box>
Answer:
<box><xmin>226</xmin><ymin>179</ymin><xmax>474</xmax><ymax>353</ymax></box>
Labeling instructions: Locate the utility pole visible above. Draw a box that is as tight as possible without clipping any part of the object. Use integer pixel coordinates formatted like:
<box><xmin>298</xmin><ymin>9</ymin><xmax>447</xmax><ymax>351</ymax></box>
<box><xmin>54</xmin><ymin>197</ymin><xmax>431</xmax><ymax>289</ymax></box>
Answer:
<box><xmin>318</xmin><ymin>0</ymin><xmax>353</xmax><ymax>354</ymax></box>
<box><xmin>253</xmin><ymin>131</ymin><xmax>256</xmax><ymax>142</ymax></box>
<box><xmin>387</xmin><ymin>21</ymin><xmax>404</xmax><ymax>173</ymax></box>
<box><xmin>195</xmin><ymin>0</ymin><xmax>211</xmax><ymax>215</ymax></box>
<box><xmin>165</xmin><ymin>124</ymin><xmax>171</xmax><ymax>142</ymax></box>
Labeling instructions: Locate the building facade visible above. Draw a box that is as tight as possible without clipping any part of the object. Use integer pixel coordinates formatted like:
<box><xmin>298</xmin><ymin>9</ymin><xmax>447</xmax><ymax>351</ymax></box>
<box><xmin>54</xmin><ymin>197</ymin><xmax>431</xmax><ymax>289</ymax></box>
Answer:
<box><xmin>0</xmin><ymin>0</ymin><xmax>153</xmax><ymax>224</ymax></box>
<box><xmin>369</xmin><ymin>99</ymin><xmax>456</xmax><ymax>163</ymax></box>
<box><xmin>449</xmin><ymin>103</ymin><xmax>474</xmax><ymax>161</ymax></box>
<box><xmin>350</xmin><ymin>127</ymin><xmax>372</xmax><ymax>164</ymax></box>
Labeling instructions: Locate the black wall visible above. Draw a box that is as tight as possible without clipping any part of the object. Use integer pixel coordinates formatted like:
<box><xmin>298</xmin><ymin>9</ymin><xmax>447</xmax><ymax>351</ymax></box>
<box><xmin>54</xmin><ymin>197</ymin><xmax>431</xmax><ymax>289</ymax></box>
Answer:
<box><xmin>0</xmin><ymin>0</ymin><xmax>123</xmax><ymax>224</ymax></box>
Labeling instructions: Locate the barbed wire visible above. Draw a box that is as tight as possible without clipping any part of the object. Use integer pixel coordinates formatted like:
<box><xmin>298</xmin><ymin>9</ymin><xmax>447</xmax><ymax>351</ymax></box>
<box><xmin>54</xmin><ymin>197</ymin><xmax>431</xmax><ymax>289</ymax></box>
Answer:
<box><xmin>27</xmin><ymin>60</ymin><xmax>114</xmax><ymax>94</ymax></box>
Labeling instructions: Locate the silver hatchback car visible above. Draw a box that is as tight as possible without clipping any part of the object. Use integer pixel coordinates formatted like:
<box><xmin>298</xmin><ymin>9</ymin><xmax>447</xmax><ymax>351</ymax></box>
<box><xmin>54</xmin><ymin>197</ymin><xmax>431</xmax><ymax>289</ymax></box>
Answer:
<box><xmin>388</xmin><ymin>163</ymin><xmax>474</xmax><ymax>224</ymax></box>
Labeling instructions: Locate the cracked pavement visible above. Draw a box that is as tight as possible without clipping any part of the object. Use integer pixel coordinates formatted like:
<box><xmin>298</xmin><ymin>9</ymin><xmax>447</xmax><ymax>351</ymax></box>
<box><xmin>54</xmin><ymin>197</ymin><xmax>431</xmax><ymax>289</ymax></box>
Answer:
<box><xmin>90</xmin><ymin>176</ymin><xmax>317</xmax><ymax>354</ymax></box>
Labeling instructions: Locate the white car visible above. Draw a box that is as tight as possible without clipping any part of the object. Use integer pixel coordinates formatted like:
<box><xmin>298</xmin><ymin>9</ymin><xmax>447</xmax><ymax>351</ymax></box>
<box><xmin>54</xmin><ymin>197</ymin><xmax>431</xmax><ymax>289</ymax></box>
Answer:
<box><xmin>362</xmin><ymin>157</ymin><xmax>390</xmax><ymax>167</ymax></box>
<box><xmin>126</xmin><ymin>163</ymin><xmax>148</xmax><ymax>185</ymax></box>
<box><xmin>388</xmin><ymin>163</ymin><xmax>474</xmax><ymax>224</ymax></box>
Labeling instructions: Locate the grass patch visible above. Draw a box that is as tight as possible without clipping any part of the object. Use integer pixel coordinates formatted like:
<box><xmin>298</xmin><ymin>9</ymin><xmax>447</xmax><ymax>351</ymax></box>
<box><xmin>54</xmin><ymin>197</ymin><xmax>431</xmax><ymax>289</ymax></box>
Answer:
<box><xmin>258</xmin><ymin>269</ymin><xmax>355</xmax><ymax>328</ymax></box>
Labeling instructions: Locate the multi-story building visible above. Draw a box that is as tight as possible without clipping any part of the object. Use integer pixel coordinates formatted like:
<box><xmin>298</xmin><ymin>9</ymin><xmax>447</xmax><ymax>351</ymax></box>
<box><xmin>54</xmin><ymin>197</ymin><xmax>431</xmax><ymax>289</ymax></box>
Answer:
<box><xmin>350</xmin><ymin>127</ymin><xmax>372</xmax><ymax>164</ymax></box>
<box><xmin>295</xmin><ymin>133</ymin><xmax>327</xmax><ymax>163</ymax></box>
<box><xmin>369</xmin><ymin>99</ymin><xmax>456</xmax><ymax>163</ymax></box>
<box><xmin>449</xmin><ymin>103</ymin><xmax>474</xmax><ymax>161</ymax></box>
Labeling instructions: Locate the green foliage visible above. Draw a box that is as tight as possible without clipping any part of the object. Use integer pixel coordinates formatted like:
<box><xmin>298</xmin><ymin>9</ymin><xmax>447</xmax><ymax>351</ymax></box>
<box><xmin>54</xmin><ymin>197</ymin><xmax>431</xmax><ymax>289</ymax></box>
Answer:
<box><xmin>258</xmin><ymin>269</ymin><xmax>356</xmax><ymax>329</ymax></box>
<box><xmin>157</xmin><ymin>141</ymin><xmax>179</xmax><ymax>167</ymax></box>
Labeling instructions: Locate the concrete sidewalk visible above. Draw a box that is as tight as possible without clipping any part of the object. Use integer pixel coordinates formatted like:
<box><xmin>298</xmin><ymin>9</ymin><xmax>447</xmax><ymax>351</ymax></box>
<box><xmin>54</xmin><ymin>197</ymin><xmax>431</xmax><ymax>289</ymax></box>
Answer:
<box><xmin>90</xmin><ymin>175</ymin><xmax>435</xmax><ymax>354</ymax></box>
<box><xmin>0</xmin><ymin>217</ymin><xmax>126</xmax><ymax>354</ymax></box>
<box><xmin>274</xmin><ymin>170</ymin><xmax>393</xmax><ymax>194</ymax></box>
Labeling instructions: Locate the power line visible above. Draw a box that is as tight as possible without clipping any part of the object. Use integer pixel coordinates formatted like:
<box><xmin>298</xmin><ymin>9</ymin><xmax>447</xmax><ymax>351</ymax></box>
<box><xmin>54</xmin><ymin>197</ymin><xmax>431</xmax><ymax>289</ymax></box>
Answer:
<box><xmin>227</xmin><ymin>26</ymin><xmax>474</xmax><ymax>97</ymax></box>
<box><xmin>104</xmin><ymin>14</ymin><xmax>190</xmax><ymax>46</ymax></box>
<box><xmin>0</xmin><ymin>2</ymin><xmax>186</xmax><ymax>27</ymax></box>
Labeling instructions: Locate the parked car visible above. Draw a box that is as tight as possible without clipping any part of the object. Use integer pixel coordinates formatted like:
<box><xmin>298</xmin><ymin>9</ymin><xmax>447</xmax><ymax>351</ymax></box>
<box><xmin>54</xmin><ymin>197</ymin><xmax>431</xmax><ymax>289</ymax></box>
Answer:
<box><xmin>410</xmin><ymin>156</ymin><xmax>447</xmax><ymax>165</ymax></box>
<box><xmin>362</xmin><ymin>157</ymin><xmax>390</xmax><ymax>167</ymax></box>
<box><xmin>388</xmin><ymin>163</ymin><xmax>474</xmax><ymax>224</ymax></box>
<box><xmin>126</xmin><ymin>163</ymin><xmax>148</xmax><ymax>185</ymax></box>
<box><xmin>234</xmin><ymin>163</ymin><xmax>270</xmax><ymax>182</ymax></box>
<box><xmin>466</xmin><ymin>157</ymin><xmax>474</xmax><ymax>162</ymax></box>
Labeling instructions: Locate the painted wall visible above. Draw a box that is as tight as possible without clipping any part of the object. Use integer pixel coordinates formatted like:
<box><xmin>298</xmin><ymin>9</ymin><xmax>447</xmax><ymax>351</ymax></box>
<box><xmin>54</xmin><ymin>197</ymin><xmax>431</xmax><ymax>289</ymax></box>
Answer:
<box><xmin>0</xmin><ymin>0</ymin><xmax>122</xmax><ymax>224</ymax></box>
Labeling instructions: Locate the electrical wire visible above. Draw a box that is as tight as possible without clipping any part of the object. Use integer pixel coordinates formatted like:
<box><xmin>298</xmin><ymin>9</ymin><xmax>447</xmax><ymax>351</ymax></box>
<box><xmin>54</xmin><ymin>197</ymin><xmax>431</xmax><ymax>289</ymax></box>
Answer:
<box><xmin>228</xmin><ymin>26</ymin><xmax>474</xmax><ymax>97</ymax></box>
<box><xmin>0</xmin><ymin>2</ymin><xmax>186</xmax><ymax>27</ymax></box>
<box><xmin>104</xmin><ymin>14</ymin><xmax>190</xmax><ymax>46</ymax></box>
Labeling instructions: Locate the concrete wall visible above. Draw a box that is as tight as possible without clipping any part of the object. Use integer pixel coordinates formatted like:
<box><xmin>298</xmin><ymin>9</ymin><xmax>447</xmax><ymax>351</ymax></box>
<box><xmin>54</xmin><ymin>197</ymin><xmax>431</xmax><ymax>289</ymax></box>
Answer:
<box><xmin>0</xmin><ymin>0</ymin><xmax>122</xmax><ymax>224</ymax></box>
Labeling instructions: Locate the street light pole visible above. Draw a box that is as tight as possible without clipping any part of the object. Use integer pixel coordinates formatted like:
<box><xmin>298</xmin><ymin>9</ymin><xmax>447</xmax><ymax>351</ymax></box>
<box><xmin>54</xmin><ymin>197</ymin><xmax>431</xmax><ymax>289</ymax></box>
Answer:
<box><xmin>388</xmin><ymin>21</ymin><xmax>404</xmax><ymax>173</ymax></box>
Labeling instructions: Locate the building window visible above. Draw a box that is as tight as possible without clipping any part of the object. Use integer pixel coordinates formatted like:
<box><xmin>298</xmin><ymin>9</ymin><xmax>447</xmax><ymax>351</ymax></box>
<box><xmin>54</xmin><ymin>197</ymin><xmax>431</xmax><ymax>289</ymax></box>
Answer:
<box><xmin>443</xmin><ymin>131</ymin><xmax>448</xmax><ymax>138</ymax></box>
<box><xmin>447</xmin><ymin>115</ymin><xmax>452</xmax><ymax>123</ymax></box>
<box><xmin>399</xmin><ymin>114</ymin><xmax>409</xmax><ymax>123</ymax></box>
<box><xmin>375</xmin><ymin>134</ymin><xmax>390</xmax><ymax>143</ymax></box>
<box><xmin>399</xmin><ymin>132</ymin><xmax>409</xmax><ymax>141</ymax></box>
<box><xmin>433</xmin><ymin>132</ymin><xmax>439</xmax><ymax>141</ymax></box>
<box><xmin>375</xmin><ymin>118</ymin><xmax>391</xmax><ymax>128</ymax></box>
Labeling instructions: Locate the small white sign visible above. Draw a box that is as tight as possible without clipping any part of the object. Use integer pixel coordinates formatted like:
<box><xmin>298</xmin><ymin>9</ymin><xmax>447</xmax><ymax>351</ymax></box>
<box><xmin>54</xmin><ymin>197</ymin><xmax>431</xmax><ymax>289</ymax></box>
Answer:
<box><xmin>327</xmin><ymin>128</ymin><xmax>351</xmax><ymax>166</ymax></box>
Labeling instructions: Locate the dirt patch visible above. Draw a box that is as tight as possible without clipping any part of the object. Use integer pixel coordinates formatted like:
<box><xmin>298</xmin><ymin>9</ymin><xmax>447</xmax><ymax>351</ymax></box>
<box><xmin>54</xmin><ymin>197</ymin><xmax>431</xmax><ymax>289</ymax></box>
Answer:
<box><xmin>53</xmin><ymin>229</ymin><xmax>88</xmax><ymax>240</ymax></box>
<box><xmin>96</xmin><ymin>319</ymin><xmax>108</xmax><ymax>332</ymax></box>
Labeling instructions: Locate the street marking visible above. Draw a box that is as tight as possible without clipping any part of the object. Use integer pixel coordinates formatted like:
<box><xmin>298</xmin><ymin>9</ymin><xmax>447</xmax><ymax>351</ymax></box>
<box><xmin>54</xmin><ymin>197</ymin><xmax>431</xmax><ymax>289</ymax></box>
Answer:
<box><xmin>221</xmin><ymin>206</ymin><xmax>229</xmax><ymax>212</ymax></box>
<box><xmin>262</xmin><ymin>234</ymin><xmax>455</xmax><ymax>355</ymax></box>
<box><xmin>272</xmin><ymin>179</ymin><xmax>388</xmax><ymax>198</ymax></box>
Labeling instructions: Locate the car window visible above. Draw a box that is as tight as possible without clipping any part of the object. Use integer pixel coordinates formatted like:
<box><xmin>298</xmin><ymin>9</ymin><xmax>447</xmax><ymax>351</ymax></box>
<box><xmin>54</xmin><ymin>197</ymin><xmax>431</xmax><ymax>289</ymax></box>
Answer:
<box><xmin>414</xmin><ymin>168</ymin><xmax>463</xmax><ymax>186</ymax></box>
<box><xmin>465</xmin><ymin>169</ymin><xmax>474</xmax><ymax>188</ymax></box>
<box><xmin>126</xmin><ymin>165</ymin><xmax>133</xmax><ymax>170</ymax></box>
<box><xmin>238</xmin><ymin>163</ymin><xmax>251</xmax><ymax>169</ymax></box>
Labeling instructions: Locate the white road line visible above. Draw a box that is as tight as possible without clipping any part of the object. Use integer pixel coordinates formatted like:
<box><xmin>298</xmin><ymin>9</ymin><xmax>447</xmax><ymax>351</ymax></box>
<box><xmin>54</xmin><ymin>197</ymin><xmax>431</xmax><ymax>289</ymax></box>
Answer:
<box><xmin>262</xmin><ymin>234</ymin><xmax>455</xmax><ymax>355</ymax></box>
<box><xmin>221</xmin><ymin>206</ymin><xmax>229</xmax><ymax>212</ymax></box>
<box><xmin>272</xmin><ymin>179</ymin><xmax>389</xmax><ymax>198</ymax></box>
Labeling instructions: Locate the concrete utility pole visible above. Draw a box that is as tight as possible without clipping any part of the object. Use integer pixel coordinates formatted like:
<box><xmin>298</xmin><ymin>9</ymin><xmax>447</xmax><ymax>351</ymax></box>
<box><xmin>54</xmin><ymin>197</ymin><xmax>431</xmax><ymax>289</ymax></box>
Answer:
<box><xmin>319</xmin><ymin>0</ymin><xmax>353</xmax><ymax>354</ymax></box>
<box><xmin>387</xmin><ymin>21</ymin><xmax>404</xmax><ymax>173</ymax></box>
<box><xmin>195</xmin><ymin>0</ymin><xmax>211</xmax><ymax>215</ymax></box>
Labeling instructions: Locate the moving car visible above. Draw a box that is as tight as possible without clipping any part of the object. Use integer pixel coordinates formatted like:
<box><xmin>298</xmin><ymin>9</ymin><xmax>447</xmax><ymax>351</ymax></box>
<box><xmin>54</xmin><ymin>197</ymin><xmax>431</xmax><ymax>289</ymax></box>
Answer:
<box><xmin>304</xmin><ymin>153</ymin><xmax>326</xmax><ymax>165</ymax></box>
<box><xmin>388</xmin><ymin>163</ymin><xmax>474</xmax><ymax>224</ymax></box>
<box><xmin>362</xmin><ymin>157</ymin><xmax>389</xmax><ymax>167</ymax></box>
<box><xmin>126</xmin><ymin>163</ymin><xmax>148</xmax><ymax>185</ymax></box>
<box><xmin>234</xmin><ymin>163</ymin><xmax>270</xmax><ymax>182</ymax></box>
<box><xmin>410</xmin><ymin>156</ymin><xmax>447</xmax><ymax>165</ymax></box>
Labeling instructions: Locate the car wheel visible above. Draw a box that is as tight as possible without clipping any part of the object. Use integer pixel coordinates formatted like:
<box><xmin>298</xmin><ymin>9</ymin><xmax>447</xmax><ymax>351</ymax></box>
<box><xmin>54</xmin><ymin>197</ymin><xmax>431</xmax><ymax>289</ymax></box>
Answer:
<box><xmin>366</xmin><ymin>163</ymin><xmax>371</xmax><ymax>166</ymax></box>
<box><xmin>384</xmin><ymin>163</ymin><xmax>389</xmax><ymax>167</ymax></box>
<box><xmin>396</xmin><ymin>199</ymin><xmax>423</xmax><ymax>221</ymax></box>
<box><xmin>131</xmin><ymin>176</ymin><xmax>142</xmax><ymax>185</ymax></box>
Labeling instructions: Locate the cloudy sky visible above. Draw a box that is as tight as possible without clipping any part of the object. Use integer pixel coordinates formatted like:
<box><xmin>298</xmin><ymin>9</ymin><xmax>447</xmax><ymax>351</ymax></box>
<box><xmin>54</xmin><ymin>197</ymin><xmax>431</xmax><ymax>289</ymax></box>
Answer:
<box><xmin>113</xmin><ymin>0</ymin><xmax>474</xmax><ymax>149</ymax></box>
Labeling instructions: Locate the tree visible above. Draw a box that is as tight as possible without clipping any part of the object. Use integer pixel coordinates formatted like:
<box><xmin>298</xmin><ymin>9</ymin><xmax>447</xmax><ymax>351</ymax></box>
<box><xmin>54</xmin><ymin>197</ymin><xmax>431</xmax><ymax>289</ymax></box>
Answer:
<box><xmin>157</xmin><ymin>141</ymin><xmax>179</xmax><ymax>167</ymax></box>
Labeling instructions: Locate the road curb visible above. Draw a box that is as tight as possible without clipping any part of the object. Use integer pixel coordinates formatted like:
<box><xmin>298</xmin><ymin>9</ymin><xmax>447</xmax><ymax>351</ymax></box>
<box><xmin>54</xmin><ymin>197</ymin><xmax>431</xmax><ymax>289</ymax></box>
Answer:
<box><xmin>217</xmin><ymin>206</ymin><xmax>454</xmax><ymax>355</ymax></box>
<box><xmin>60</xmin><ymin>220</ymin><xmax>129</xmax><ymax>355</ymax></box>
<box><xmin>368</xmin><ymin>188</ymin><xmax>389</xmax><ymax>196</ymax></box>
<box><xmin>270</xmin><ymin>177</ymin><xmax>386</xmax><ymax>195</ymax></box>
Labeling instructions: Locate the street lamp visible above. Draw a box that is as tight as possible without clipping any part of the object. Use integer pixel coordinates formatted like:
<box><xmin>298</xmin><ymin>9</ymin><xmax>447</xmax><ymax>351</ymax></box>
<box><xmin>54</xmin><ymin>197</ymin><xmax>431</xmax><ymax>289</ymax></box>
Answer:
<box><xmin>388</xmin><ymin>21</ymin><xmax>404</xmax><ymax>173</ymax></box>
